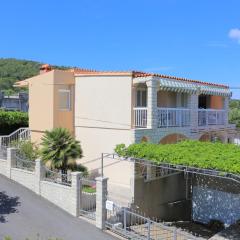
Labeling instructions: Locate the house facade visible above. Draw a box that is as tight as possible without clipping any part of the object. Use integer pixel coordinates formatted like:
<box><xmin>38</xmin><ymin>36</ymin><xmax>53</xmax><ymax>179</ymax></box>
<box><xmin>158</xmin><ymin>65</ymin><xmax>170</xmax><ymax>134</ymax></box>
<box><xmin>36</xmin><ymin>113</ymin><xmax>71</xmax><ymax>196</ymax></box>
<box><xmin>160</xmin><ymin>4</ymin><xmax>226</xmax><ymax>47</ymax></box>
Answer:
<box><xmin>15</xmin><ymin>65</ymin><xmax>236</xmax><ymax>174</ymax></box>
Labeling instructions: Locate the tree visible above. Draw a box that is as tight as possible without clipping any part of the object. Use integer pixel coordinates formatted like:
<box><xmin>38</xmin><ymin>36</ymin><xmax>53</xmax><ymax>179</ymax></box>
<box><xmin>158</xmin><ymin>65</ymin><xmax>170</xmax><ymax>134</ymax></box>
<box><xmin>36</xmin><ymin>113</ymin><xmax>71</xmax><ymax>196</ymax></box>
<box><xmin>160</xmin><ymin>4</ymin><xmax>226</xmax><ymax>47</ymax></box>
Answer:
<box><xmin>40</xmin><ymin>128</ymin><xmax>83</xmax><ymax>177</ymax></box>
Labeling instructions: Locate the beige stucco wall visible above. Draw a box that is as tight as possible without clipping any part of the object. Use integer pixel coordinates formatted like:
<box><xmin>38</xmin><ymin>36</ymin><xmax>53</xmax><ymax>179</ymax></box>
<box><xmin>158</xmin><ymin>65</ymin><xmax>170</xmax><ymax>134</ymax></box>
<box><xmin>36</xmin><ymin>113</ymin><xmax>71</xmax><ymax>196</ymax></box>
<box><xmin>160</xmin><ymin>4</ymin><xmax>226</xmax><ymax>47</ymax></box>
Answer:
<box><xmin>75</xmin><ymin>75</ymin><xmax>132</xmax><ymax>129</ymax></box>
<box><xmin>74</xmin><ymin>74</ymin><xmax>133</xmax><ymax>166</ymax></box>
<box><xmin>28</xmin><ymin>70</ymin><xmax>75</xmax><ymax>143</ymax></box>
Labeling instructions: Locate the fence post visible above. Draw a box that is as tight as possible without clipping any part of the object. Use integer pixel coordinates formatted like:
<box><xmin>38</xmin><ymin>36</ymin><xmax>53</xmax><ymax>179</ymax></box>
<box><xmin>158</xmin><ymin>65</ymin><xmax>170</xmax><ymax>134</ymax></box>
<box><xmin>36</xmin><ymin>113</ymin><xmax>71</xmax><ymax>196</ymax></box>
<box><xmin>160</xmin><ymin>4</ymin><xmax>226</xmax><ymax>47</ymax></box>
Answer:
<box><xmin>6</xmin><ymin>148</ymin><xmax>17</xmax><ymax>178</ymax></box>
<box><xmin>147</xmin><ymin>219</ymin><xmax>151</xmax><ymax>240</ymax></box>
<box><xmin>96</xmin><ymin>176</ymin><xmax>108</xmax><ymax>230</ymax></box>
<box><xmin>35</xmin><ymin>159</ymin><xmax>45</xmax><ymax>195</ymax></box>
<box><xmin>71</xmin><ymin>172</ymin><xmax>81</xmax><ymax>217</ymax></box>
<box><xmin>123</xmin><ymin>208</ymin><xmax>127</xmax><ymax>233</ymax></box>
<box><xmin>173</xmin><ymin>227</ymin><xmax>177</xmax><ymax>240</ymax></box>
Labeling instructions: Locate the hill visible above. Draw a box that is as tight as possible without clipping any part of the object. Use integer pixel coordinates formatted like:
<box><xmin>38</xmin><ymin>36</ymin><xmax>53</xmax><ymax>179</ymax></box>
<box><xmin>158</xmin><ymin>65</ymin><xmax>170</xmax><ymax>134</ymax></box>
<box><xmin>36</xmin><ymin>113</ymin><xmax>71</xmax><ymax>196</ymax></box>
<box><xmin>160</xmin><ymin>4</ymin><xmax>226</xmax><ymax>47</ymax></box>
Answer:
<box><xmin>0</xmin><ymin>58</ymin><xmax>41</xmax><ymax>92</ymax></box>
<box><xmin>0</xmin><ymin>58</ymin><xmax>69</xmax><ymax>94</ymax></box>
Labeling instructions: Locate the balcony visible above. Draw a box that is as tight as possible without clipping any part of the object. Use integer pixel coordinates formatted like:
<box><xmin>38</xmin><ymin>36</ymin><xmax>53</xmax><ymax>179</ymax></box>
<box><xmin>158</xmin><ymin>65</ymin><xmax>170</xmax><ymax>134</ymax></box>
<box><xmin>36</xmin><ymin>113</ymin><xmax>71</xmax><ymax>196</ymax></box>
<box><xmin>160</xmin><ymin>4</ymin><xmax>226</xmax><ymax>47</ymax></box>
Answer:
<box><xmin>133</xmin><ymin>107</ymin><xmax>226</xmax><ymax>129</ymax></box>
<box><xmin>198</xmin><ymin>109</ymin><xmax>225</xmax><ymax>126</ymax></box>
<box><xmin>133</xmin><ymin>107</ymin><xmax>147</xmax><ymax>128</ymax></box>
<box><xmin>157</xmin><ymin>108</ymin><xmax>191</xmax><ymax>128</ymax></box>
<box><xmin>133</xmin><ymin>107</ymin><xmax>191</xmax><ymax>128</ymax></box>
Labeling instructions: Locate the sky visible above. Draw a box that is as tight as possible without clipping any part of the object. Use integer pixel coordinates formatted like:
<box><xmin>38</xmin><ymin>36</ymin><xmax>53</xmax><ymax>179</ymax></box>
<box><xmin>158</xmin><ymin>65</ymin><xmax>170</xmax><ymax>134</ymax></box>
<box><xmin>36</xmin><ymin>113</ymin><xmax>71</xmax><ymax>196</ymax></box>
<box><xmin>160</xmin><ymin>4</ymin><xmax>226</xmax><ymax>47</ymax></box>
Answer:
<box><xmin>0</xmin><ymin>0</ymin><xmax>239</xmax><ymax>98</ymax></box>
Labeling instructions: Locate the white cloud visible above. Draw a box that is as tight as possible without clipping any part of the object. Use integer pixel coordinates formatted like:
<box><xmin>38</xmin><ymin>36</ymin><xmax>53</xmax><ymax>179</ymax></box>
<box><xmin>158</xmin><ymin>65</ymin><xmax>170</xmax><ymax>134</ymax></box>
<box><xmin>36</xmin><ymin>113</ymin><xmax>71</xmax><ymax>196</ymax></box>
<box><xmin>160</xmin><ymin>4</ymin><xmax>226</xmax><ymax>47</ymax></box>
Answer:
<box><xmin>229</xmin><ymin>28</ymin><xmax>240</xmax><ymax>43</ymax></box>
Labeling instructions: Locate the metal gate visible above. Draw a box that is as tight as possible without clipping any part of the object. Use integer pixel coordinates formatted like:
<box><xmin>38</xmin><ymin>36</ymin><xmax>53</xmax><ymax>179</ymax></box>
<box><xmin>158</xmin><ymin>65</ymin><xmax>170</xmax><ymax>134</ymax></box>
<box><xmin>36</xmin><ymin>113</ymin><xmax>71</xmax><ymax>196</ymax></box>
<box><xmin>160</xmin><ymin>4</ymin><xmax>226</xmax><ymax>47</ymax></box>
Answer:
<box><xmin>79</xmin><ymin>178</ymin><xmax>96</xmax><ymax>220</ymax></box>
<box><xmin>106</xmin><ymin>203</ymin><xmax>201</xmax><ymax>240</ymax></box>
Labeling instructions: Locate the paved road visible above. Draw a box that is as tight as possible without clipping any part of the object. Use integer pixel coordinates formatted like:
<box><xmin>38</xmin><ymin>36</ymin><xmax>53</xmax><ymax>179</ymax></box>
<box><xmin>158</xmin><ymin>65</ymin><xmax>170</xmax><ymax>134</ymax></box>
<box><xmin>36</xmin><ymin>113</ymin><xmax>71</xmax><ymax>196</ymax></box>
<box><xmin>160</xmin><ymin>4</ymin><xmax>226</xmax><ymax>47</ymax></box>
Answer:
<box><xmin>0</xmin><ymin>174</ymin><xmax>117</xmax><ymax>240</ymax></box>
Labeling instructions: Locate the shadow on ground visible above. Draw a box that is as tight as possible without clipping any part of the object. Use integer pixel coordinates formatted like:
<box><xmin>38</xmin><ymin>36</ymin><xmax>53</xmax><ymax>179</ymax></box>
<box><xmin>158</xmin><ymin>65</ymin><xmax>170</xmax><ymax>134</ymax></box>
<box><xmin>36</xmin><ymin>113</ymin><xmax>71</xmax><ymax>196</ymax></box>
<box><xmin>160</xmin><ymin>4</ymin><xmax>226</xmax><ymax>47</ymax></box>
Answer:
<box><xmin>0</xmin><ymin>191</ymin><xmax>20</xmax><ymax>223</ymax></box>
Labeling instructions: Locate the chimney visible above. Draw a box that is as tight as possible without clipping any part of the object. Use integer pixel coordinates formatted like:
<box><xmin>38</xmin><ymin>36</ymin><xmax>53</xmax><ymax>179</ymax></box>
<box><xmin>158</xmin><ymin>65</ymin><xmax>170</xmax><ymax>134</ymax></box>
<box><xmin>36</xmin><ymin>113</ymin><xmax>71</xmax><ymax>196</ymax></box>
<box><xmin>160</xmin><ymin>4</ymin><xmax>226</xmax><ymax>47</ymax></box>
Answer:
<box><xmin>39</xmin><ymin>64</ymin><xmax>52</xmax><ymax>74</ymax></box>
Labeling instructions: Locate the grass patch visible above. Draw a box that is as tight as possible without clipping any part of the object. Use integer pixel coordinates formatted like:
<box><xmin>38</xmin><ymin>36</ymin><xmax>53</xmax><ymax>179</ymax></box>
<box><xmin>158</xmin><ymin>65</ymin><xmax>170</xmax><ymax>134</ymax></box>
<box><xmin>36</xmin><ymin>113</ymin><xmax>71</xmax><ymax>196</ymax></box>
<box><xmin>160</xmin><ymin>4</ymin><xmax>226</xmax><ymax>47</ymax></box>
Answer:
<box><xmin>82</xmin><ymin>185</ymin><xmax>96</xmax><ymax>193</ymax></box>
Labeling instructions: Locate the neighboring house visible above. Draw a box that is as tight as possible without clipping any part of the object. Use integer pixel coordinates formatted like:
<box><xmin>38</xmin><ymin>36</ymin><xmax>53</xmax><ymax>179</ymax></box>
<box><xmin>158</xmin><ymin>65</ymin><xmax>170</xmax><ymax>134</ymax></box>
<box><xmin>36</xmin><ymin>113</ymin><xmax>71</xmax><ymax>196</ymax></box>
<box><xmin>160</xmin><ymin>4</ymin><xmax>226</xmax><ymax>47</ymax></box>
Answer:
<box><xmin>0</xmin><ymin>91</ymin><xmax>28</xmax><ymax>112</ymax></box>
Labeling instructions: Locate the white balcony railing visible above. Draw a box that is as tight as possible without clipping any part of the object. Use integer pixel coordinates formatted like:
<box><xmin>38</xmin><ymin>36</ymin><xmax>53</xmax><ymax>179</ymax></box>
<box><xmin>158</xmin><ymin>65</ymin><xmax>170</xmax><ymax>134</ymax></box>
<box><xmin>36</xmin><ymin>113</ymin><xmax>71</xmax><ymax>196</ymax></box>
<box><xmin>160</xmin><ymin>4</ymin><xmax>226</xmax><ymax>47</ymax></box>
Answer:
<box><xmin>198</xmin><ymin>109</ymin><xmax>225</xmax><ymax>126</ymax></box>
<box><xmin>157</xmin><ymin>108</ymin><xmax>191</xmax><ymax>128</ymax></box>
<box><xmin>133</xmin><ymin>107</ymin><xmax>147</xmax><ymax>128</ymax></box>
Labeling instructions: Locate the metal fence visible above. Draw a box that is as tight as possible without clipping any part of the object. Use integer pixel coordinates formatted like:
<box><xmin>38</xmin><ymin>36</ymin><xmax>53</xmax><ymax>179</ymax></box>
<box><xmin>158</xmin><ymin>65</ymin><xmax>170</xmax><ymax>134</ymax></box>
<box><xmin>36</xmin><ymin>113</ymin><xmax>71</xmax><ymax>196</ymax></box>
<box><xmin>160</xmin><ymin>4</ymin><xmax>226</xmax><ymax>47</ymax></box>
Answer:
<box><xmin>15</xmin><ymin>151</ymin><xmax>35</xmax><ymax>171</ymax></box>
<box><xmin>44</xmin><ymin>167</ymin><xmax>72</xmax><ymax>186</ymax></box>
<box><xmin>0</xmin><ymin>145</ymin><xmax>7</xmax><ymax>160</ymax></box>
<box><xmin>79</xmin><ymin>178</ymin><xmax>96</xmax><ymax>220</ymax></box>
<box><xmin>106</xmin><ymin>204</ymin><xmax>202</xmax><ymax>240</ymax></box>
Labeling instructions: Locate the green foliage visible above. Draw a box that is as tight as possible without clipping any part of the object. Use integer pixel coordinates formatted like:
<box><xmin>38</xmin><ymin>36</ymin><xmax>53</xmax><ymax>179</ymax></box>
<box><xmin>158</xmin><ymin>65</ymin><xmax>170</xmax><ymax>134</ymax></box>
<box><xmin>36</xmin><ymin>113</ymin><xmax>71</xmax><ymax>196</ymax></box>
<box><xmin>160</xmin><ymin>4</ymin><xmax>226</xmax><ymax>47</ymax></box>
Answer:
<box><xmin>115</xmin><ymin>141</ymin><xmax>240</xmax><ymax>174</ymax></box>
<box><xmin>12</xmin><ymin>140</ymin><xmax>39</xmax><ymax>161</ymax></box>
<box><xmin>40</xmin><ymin>128</ymin><xmax>84</xmax><ymax>174</ymax></box>
<box><xmin>0</xmin><ymin>110</ymin><xmax>28</xmax><ymax>134</ymax></box>
<box><xmin>0</xmin><ymin>58</ymin><xmax>40</xmax><ymax>92</ymax></box>
<box><xmin>229</xmin><ymin>99</ymin><xmax>240</xmax><ymax>129</ymax></box>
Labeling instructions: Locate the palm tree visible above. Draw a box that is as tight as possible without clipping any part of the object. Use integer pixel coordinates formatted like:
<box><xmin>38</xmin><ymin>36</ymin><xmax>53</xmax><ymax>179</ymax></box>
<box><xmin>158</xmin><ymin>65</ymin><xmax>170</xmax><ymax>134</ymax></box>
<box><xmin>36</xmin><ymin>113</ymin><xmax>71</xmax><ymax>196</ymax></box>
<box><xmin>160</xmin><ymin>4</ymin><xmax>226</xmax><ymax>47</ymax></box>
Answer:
<box><xmin>40</xmin><ymin>128</ymin><xmax>83</xmax><ymax>180</ymax></box>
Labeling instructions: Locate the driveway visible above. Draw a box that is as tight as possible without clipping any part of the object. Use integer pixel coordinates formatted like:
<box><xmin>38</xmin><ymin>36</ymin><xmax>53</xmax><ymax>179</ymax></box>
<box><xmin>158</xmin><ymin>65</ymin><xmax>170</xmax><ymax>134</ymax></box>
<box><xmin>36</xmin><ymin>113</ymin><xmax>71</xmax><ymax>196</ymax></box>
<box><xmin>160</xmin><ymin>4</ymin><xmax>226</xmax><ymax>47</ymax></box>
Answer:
<box><xmin>0</xmin><ymin>174</ymin><xmax>117</xmax><ymax>240</ymax></box>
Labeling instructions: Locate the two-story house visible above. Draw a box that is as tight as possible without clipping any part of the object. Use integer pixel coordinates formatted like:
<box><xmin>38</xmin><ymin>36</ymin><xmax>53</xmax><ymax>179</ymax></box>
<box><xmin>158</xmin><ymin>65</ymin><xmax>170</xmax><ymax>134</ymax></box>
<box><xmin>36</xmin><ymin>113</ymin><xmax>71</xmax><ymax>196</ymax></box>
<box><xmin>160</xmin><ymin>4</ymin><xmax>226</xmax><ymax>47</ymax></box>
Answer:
<box><xmin>12</xmin><ymin>65</ymin><xmax>237</xmax><ymax>219</ymax></box>
<box><xmin>14</xmin><ymin>65</ymin><xmax>235</xmax><ymax>170</ymax></box>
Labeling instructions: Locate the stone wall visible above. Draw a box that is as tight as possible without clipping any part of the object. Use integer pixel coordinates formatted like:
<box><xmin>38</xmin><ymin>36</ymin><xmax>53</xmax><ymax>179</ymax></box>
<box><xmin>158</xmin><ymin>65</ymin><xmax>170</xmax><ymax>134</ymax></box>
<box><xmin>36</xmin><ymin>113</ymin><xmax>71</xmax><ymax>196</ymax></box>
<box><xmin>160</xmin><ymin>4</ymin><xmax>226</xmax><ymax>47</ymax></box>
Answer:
<box><xmin>192</xmin><ymin>175</ymin><xmax>240</xmax><ymax>225</ymax></box>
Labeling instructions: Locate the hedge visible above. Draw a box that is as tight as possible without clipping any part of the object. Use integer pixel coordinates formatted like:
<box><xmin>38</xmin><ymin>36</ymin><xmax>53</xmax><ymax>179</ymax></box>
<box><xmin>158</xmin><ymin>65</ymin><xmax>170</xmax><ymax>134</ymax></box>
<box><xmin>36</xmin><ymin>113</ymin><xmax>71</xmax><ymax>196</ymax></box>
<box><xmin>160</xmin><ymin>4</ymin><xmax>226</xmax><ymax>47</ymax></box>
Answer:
<box><xmin>0</xmin><ymin>111</ymin><xmax>28</xmax><ymax>135</ymax></box>
<box><xmin>115</xmin><ymin>141</ymin><xmax>240</xmax><ymax>174</ymax></box>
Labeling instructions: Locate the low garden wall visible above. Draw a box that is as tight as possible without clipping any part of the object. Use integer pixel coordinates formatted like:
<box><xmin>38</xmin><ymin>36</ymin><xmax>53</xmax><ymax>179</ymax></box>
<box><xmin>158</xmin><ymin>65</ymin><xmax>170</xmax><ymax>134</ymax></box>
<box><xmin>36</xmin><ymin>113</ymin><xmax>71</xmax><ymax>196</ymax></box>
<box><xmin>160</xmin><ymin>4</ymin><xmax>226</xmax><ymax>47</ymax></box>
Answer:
<box><xmin>0</xmin><ymin>148</ymin><xmax>80</xmax><ymax>217</ymax></box>
<box><xmin>40</xmin><ymin>180</ymin><xmax>77</xmax><ymax>216</ymax></box>
<box><xmin>10</xmin><ymin>167</ymin><xmax>35</xmax><ymax>191</ymax></box>
<box><xmin>0</xmin><ymin>159</ymin><xmax>7</xmax><ymax>176</ymax></box>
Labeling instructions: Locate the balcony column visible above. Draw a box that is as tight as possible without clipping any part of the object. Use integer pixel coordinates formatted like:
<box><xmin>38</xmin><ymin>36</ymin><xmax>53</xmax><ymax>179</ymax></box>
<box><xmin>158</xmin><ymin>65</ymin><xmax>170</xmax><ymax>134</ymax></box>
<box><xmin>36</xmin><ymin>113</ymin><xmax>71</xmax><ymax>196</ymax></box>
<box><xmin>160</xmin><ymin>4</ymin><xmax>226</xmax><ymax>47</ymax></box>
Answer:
<box><xmin>223</xmin><ymin>96</ymin><xmax>229</xmax><ymax>126</ymax></box>
<box><xmin>146</xmin><ymin>78</ymin><xmax>158</xmax><ymax>129</ymax></box>
<box><xmin>188</xmin><ymin>93</ymin><xmax>199</xmax><ymax>129</ymax></box>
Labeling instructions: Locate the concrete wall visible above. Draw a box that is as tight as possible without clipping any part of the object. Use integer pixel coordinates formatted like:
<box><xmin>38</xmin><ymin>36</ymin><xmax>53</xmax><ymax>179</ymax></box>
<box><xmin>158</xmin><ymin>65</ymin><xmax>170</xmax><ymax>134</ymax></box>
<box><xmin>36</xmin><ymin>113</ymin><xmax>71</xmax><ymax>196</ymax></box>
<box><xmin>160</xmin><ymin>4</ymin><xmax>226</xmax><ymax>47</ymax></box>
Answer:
<box><xmin>0</xmin><ymin>159</ymin><xmax>7</xmax><ymax>176</ymax></box>
<box><xmin>133</xmin><ymin>172</ymin><xmax>191</xmax><ymax>221</ymax></box>
<box><xmin>40</xmin><ymin>181</ymin><xmax>75</xmax><ymax>215</ymax></box>
<box><xmin>10</xmin><ymin>168</ymin><xmax>35</xmax><ymax>191</ymax></box>
<box><xmin>75</xmin><ymin>75</ymin><xmax>134</xmax><ymax>175</ymax></box>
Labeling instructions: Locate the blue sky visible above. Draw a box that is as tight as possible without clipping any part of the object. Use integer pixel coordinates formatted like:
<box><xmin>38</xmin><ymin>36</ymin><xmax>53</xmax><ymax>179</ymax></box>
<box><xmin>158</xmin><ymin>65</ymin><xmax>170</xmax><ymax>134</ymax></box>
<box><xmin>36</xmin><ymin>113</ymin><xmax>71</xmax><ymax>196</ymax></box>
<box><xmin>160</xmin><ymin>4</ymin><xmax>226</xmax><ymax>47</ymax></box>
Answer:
<box><xmin>0</xmin><ymin>0</ymin><xmax>239</xmax><ymax>98</ymax></box>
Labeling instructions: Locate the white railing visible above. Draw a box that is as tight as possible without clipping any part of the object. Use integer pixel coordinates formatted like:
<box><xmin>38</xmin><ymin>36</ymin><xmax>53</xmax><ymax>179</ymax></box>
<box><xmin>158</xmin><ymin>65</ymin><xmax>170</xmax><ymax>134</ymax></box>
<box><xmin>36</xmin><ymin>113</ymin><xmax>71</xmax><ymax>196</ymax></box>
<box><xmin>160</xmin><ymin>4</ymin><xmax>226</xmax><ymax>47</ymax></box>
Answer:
<box><xmin>134</xmin><ymin>107</ymin><xmax>147</xmax><ymax>128</ymax></box>
<box><xmin>157</xmin><ymin>108</ymin><xmax>191</xmax><ymax>128</ymax></box>
<box><xmin>198</xmin><ymin>109</ymin><xmax>225</xmax><ymax>126</ymax></box>
<box><xmin>0</xmin><ymin>128</ymin><xmax>30</xmax><ymax>147</ymax></box>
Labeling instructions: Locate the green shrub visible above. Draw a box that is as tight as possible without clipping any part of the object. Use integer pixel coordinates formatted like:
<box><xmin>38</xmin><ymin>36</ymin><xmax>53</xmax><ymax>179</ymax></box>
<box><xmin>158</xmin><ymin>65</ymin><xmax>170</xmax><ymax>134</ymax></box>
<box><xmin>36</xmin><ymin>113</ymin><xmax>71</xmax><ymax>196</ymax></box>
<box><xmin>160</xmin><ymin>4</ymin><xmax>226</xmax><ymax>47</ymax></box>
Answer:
<box><xmin>115</xmin><ymin>140</ymin><xmax>240</xmax><ymax>174</ymax></box>
<box><xmin>12</xmin><ymin>140</ymin><xmax>39</xmax><ymax>161</ymax></box>
<box><xmin>0</xmin><ymin>111</ymin><xmax>28</xmax><ymax>135</ymax></box>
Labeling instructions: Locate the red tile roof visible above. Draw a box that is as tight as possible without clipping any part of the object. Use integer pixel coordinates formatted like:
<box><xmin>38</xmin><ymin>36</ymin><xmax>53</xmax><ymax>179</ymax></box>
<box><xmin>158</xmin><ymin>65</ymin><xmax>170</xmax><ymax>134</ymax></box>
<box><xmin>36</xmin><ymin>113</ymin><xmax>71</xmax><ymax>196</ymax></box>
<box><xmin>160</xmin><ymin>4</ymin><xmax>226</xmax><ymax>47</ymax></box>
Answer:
<box><xmin>54</xmin><ymin>66</ymin><xmax>229</xmax><ymax>89</ymax></box>
<box><xmin>132</xmin><ymin>71</ymin><xmax>229</xmax><ymax>89</ymax></box>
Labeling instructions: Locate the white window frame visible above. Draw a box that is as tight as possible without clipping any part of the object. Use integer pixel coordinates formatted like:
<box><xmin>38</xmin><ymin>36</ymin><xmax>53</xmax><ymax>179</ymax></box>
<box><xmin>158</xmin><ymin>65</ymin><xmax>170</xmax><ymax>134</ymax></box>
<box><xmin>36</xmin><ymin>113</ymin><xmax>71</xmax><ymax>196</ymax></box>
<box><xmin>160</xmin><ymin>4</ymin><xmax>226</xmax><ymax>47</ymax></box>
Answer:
<box><xmin>58</xmin><ymin>89</ymin><xmax>71</xmax><ymax>111</ymax></box>
<box><xmin>136</xmin><ymin>89</ymin><xmax>147</xmax><ymax>107</ymax></box>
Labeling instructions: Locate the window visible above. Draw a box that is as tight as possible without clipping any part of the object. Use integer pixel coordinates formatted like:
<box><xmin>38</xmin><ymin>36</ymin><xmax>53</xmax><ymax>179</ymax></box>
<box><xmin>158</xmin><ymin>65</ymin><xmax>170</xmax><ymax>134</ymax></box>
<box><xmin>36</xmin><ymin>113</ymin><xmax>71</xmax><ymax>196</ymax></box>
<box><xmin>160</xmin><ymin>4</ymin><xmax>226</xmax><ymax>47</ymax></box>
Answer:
<box><xmin>181</xmin><ymin>93</ymin><xmax>188</xmax><ymax>108</ymax></box>
<box><xmin>136</xmin><ymin>89</ymin><xmax>147</xmax><ymax>107</ymax></box>
<box><xmin>59</xmin><ymin>89</ymin><xmax>71</xmax><ymax>110</ymax></box>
